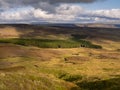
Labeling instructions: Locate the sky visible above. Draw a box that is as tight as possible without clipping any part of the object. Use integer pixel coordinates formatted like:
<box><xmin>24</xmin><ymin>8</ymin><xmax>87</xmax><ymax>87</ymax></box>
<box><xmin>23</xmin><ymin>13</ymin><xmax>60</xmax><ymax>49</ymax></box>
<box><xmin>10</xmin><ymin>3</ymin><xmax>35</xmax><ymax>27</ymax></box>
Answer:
<box><xmin>0</xmin><ymin>0</ymin><xmax>120</xmax><ymax>23</ymax></box>
<box><xmin>78</xmin><ymin>0</ymin><xmax>120</xmax><ymax>10</ymax></box>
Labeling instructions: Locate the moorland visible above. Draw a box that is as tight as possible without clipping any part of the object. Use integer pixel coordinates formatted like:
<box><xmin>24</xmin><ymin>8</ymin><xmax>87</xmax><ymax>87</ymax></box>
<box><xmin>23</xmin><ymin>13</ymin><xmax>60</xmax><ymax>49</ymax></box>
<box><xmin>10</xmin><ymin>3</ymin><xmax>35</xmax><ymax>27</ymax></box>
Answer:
<box><xmin>0</xmin><ymin>24</ymin><xmax>120</xmax><ymax>90</ymax></box>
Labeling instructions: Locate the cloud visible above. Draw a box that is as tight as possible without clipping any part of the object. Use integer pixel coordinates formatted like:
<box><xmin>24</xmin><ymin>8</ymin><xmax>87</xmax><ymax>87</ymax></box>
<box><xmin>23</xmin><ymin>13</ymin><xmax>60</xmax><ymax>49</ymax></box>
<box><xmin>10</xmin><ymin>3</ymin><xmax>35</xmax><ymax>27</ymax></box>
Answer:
<box><xmin>0</xmin><ymin>0</ymin><xmax>104</xmax><ymax>9</ymax></box>
<box><xmin>91</xmin><ymin>9</ymin><xmax>120</xmax><ymax>19</ymax></box>
<box><xmin>0</xmin><ymin>7</ymin><xmax>35</xmax><ymax>21</ymax></box>
<box><xmin>0</xmin><ymin>3</ymin><xmax>120</xmax><ymax>23</ymax></box>
<box><xmin>0</xmin><ymin>6</ymin><xmax>76</xmax><ymax>22</ymax></box>
<box><xmin>0</xmin><ymin>0</ymin><xmax>107</xmax><ymax>23</ymax></box>
<box><xmin>55</xmin><ymin>4</ymin><xmax>84</xmax><ymax>15</ymax></box>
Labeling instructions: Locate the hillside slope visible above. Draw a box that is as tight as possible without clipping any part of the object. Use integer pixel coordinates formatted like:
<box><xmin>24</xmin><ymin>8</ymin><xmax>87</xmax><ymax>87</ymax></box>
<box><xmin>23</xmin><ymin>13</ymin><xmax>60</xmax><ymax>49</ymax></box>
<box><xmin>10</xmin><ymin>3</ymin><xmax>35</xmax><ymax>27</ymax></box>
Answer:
<box><xmin>0</xmin><ymin>24</ymin><xmax>120</xmax><ymax>50</ymax></box>
<box><xmin>0</xmin><ymin>24</ymin><xmax>120</xmax><ymax>90</ymax></box>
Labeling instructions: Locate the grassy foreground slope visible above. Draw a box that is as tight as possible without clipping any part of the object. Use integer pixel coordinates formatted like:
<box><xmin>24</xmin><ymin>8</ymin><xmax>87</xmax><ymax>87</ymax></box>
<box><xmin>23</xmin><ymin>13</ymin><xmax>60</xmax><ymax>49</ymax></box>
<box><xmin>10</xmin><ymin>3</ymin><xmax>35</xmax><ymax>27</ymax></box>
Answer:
<box><xmin>0</xmin><ymin>44</ymin><xmax>120</xmax><ymax>90</ymax></box>
<box><xmin>0</xmin><ymin>24</ymin><xmax>120</xmax><ymax>90</ymax></box>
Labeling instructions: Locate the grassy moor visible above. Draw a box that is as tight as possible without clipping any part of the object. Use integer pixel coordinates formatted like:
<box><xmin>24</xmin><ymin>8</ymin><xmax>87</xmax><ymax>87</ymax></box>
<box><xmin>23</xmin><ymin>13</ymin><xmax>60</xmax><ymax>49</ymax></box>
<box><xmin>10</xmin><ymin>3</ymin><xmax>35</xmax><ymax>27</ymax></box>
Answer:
<box><xmin>0</xmin><ymin>24</ymin><xmax>120</xmax><ymax>90</ymax></box>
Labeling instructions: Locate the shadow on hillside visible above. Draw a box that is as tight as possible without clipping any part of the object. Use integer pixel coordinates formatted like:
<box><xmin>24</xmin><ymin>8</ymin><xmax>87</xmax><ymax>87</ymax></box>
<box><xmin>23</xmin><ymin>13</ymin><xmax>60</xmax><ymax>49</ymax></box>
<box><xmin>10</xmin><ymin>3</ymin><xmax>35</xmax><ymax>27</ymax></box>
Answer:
<box><xmin>73</xmin><ymin>77</ymin><xmax>120</xmax><ymax>90</ymax></box>
<box><xmin>0</xmin><ymin>24</ymin><xmax>120</xmax><ymax>42</ymax></box>
<box><xmin>57</xmin><ymin>72</ymin><xmax>120</xmax><ymax>90</ymax></box>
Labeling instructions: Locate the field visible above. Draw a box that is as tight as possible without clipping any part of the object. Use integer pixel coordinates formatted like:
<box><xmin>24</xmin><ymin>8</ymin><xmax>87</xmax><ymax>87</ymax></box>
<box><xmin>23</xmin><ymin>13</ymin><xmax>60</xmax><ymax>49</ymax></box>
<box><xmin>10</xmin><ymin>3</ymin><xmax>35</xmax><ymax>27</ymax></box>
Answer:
<box><xmin>0</xmin><ymin>24</ymin><xmax>120</xmax><ymax>90</ymax></box>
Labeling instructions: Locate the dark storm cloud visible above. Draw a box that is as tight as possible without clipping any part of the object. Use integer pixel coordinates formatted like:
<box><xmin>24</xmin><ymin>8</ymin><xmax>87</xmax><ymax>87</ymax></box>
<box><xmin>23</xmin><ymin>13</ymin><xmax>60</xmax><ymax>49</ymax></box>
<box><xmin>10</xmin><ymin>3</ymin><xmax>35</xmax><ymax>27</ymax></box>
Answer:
<box><xmin>20</xmin><ymin>0</ymin><xmax>102</xmax><ymax>4</ymax></box>
<box><xmin>0</xmin><ymin>0</ymin><xmax>104</xmax><ymax>8</ymax></box>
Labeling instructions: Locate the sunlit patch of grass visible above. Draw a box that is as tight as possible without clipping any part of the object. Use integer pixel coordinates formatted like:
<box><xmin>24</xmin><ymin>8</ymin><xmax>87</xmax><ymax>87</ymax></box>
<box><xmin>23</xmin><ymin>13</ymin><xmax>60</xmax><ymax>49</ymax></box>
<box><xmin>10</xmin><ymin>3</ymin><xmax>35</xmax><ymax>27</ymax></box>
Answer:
<box><xmin>0</xmin><ymin>38</ymin><xmax>102</xmax><ymax>49</ymax></box>
<box><xmin>0</xmin><ymin>73</ymin><xmax>69</xmax><ymax>90</ymax></box>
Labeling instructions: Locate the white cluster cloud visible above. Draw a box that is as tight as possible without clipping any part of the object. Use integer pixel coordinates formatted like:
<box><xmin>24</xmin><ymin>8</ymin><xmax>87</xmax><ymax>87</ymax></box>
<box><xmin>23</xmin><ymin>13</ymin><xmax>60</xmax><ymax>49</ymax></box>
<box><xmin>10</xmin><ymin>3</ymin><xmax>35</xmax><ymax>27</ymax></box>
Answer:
<box><xmin>0</xmin><ymin>7</ymin><xmax>34</xmax><ymax>20</ymax></box>
<box><xmin>0</xmin><ymin>4</ymin><xmax>120</xmax><ymax>23</ymax></box>
<box><xmin>92</xmin><ymin>9</ymin><xmax>120</xmax><ymax>19</ymax></box>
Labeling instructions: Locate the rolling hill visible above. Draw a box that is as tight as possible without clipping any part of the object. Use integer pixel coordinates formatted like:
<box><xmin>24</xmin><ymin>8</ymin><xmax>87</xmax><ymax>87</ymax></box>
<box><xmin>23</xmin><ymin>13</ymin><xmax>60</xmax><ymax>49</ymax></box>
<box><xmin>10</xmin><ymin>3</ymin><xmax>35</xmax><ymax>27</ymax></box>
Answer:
<box><xmin>0</xmin><ymin>24</ymin><xmax>120</xmax><ymax>90</ymax></box>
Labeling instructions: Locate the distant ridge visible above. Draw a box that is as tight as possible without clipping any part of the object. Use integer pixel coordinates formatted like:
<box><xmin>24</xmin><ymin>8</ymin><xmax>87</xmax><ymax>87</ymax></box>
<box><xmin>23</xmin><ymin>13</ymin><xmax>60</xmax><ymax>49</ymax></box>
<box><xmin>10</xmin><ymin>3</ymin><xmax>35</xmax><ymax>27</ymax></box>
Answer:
<box><xmin>30</xmin><ymin>22</ymin><xmax>120</xmax><ymax>28</ymax></box>
<box><xmin>0</xmin><ymin>22</ymin><xmax>120</xmax><ymax>28</ymax></box>
<box><xmin>76</xmin><ymin>23</ymin><xmax>120</xmax><ymax>28</ymax></box>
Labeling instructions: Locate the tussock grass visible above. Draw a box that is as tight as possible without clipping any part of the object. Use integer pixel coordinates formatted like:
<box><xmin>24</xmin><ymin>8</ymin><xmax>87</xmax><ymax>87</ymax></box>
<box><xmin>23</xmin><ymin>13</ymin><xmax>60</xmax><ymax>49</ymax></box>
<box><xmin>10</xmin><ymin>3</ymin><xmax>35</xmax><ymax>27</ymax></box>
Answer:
<box><xmin>0</xmin><ymin>73</ymin><xmax>67</xmax><ymax>90</ymax></box>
